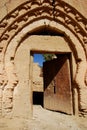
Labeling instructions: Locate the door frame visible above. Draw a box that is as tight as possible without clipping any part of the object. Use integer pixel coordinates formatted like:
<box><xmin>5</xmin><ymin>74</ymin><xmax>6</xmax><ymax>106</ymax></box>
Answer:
<box><xmin>30</xmin><ymin>50</ymin><xmax>77</xmax><ymax>115</ymax></box>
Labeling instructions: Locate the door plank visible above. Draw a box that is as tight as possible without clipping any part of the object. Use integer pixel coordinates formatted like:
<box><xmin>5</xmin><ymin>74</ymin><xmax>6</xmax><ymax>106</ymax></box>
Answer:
<box><xmin>43</xmin><ymin>54</ymin><xmax>73</xmax><ymax>114</ymax></box>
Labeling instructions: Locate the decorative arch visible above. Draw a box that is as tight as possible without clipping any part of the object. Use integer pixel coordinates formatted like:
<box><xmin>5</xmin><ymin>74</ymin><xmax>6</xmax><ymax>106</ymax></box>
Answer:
<box><xmin>0</xmin><ymin>0</ymin><xmax>87</xmax><ymax>117</ymax></box>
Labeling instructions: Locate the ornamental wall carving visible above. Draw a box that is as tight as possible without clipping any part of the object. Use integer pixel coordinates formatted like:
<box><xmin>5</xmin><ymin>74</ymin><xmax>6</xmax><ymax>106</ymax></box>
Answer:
<box><xmin>0</xmin><ymin>0</ymin><xmax>87</xmax><ymax>118</ymax></box>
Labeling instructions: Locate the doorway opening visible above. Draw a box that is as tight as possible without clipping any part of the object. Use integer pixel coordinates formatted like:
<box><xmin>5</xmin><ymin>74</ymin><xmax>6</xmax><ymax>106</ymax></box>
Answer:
<box><xmin>32</xmin><ymin>51</ymin><xmax>73</xmax><ymax>115</ymax></box>
<box><xmin>32</xmin><ymin>52</ymin><xmax>57</xmax><ymax>107</ymax></box>
<box><xmin>32</xmin><ymin>53</ymin><xmax>44</xmax><ymax>107</ymax></box>
<box><xmin>33</xmin><ymin>92</ymin><xmax>43</xmax><ymax>106</ymax></box>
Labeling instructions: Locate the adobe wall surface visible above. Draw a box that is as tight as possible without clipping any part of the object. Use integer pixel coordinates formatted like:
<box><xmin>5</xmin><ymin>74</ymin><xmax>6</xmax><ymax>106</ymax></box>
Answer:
<box><xmin>0</xmin><ymin>0</ymin><xmax>87</xmax><ymax>119</ymax></box>
<box><xmin>0</xmin><ymin>0</ymin><xmax>87</xmax><ymax>21</ymax></box>
<box><xmin>33</xmin><ymin>63</ymin><xmax>43</xmax><ymax>92</ymax></box>
<box><xmin>11</xmin><ymin>35</ymin><xmax>72</xmax><ymax>118</ymax></box>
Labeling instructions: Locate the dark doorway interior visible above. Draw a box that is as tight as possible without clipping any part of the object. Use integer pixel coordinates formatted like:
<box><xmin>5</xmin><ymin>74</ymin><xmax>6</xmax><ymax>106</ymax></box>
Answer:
<box><xmin>33</xmin><ymin>92</ymin><xmax>43</xmax><ymax>107</ymax></box>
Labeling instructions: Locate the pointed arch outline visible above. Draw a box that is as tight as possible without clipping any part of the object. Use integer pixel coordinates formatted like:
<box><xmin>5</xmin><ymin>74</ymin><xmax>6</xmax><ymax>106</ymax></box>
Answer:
<box><xmin>0</xmin><ymin>0</ymin><xmax>87</xmax><ymax>116</ymax></box>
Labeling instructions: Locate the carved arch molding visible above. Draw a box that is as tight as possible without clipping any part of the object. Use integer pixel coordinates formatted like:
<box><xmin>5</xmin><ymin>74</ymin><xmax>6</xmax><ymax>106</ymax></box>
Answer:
<box><xmin>0</xmin><ymin>0</ymin><xmax>87</xmax><ymax>117</ymax></box>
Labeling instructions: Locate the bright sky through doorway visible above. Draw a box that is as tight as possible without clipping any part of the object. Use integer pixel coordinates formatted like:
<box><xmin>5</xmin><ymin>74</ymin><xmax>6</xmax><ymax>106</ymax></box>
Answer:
<box><xmin>34</xmin><ymin>54</ymin><xmax>45</xmax><ymax>67</ymax></box>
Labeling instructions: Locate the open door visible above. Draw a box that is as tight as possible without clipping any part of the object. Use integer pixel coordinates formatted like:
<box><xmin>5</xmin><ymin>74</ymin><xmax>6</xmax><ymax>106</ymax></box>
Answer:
<box><xmin>43</xmin><ymin>54</ymin><xmax>73</xmax><ymax>114</ymax></box>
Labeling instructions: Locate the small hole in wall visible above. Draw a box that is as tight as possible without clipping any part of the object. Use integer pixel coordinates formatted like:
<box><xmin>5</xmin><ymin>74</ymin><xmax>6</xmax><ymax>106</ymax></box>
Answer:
<box><xmin>0</xmin><ymin>47</ymin><xmax>3</xmax><ymax>53</ymax></box>
<box><xmin>76</xmin><ymin>58</ymin><xmax>82</xmax><ymax>63</ymax></box>
<box><xmin>10</xmin><ymin>57</ymin><xmax>14</xmax><ymax>61</ymax></box>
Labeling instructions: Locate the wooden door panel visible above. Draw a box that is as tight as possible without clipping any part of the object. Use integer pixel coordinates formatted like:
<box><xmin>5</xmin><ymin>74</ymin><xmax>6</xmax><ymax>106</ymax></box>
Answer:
<box><xmin>43</xmin><ymin>55</ymin><xmax>73</xmax><ymax>114</ymax></box>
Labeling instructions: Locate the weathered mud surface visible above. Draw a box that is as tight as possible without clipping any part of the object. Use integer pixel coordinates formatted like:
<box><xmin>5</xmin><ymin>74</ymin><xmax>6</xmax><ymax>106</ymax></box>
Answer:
<box><xmin>0</xmin><ymin>105</ymin><xmax>87</xmax><ymax>130</ymax></box>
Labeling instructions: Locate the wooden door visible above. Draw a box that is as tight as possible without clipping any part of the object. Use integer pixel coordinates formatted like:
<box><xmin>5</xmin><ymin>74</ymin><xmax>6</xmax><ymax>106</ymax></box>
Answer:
<box><xmin>43</xmin><ymin>54</ymin><xmax>73</xmax><ymax>114</ymax></box>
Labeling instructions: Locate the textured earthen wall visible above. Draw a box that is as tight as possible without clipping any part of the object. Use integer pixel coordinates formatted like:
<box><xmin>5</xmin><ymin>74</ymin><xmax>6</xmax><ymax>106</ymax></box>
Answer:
<box><xmin>0</xmin><ymin>0</ymin><xmax>87</xmax><ymax>118</ymax></box>
<box><xmin>0</xmin><ymin>0</ymin><xmax>87</xmax><ymax>20</ymax></box>
<box><xmin>33</xmin><ymin>63</ymin><xmax>43</xmax><ymax>92</ymax></box>
<box><xmin>13</xmin><ymin>36</ymin><xmax>72</xmax><ymax>118</ymax></box>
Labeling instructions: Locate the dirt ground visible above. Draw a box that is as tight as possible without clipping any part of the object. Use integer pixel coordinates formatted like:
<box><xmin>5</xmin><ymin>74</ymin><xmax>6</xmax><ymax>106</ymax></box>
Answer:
<box><xmin>0</xmin><ymin>105</ymin><xmax>87</xmax><ymax>130</ymax></box>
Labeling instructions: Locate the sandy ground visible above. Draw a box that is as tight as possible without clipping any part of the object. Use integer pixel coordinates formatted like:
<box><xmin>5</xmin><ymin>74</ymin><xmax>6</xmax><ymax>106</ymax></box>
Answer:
<box><xmin>0</xmin><ymin>105</ymin><xmax>87</xmax><ymax>130</ymax></box>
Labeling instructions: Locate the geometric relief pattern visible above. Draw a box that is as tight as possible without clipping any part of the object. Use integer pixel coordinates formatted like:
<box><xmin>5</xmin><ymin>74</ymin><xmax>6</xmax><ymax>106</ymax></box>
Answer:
<box><xmin>0</xmin><ymin>0</ymin><xmax>87</xmax><ymax>116</ymax></box>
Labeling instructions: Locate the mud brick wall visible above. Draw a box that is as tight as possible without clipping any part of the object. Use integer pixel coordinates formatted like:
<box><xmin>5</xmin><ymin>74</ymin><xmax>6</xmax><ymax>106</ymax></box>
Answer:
<box><xmin>0</xmin><ymin>0</ymin><xmax>87</xmax><ymax>118</ymax></box>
